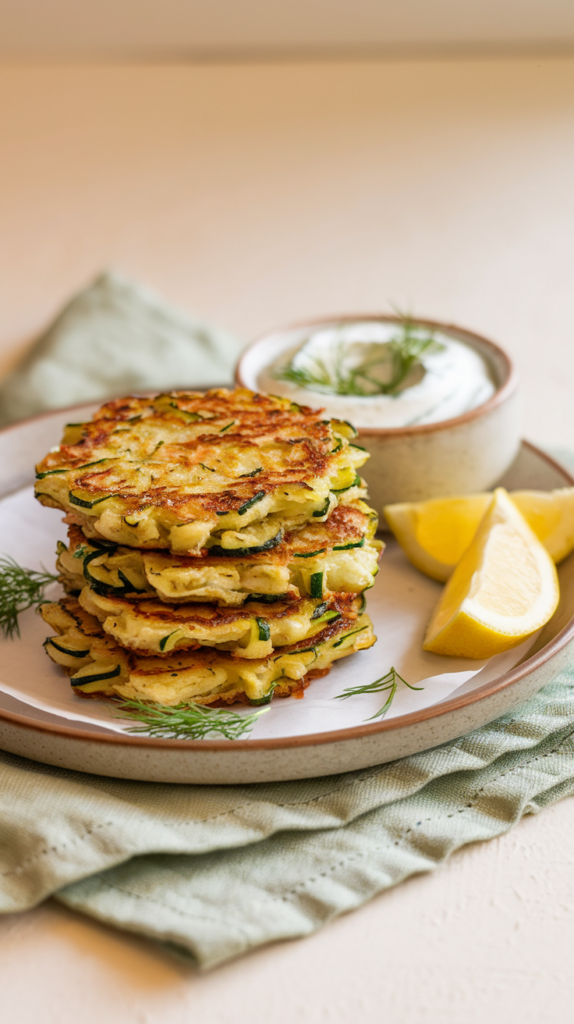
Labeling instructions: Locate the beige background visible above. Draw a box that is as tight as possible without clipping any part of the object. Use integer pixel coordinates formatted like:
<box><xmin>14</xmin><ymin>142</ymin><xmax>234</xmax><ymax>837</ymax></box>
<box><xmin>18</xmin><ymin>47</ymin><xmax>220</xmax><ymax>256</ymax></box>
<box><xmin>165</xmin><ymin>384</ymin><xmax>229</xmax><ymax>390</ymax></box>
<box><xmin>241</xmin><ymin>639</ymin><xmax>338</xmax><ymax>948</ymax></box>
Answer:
<box><xmin>3</xmin><ymin>0</ymin><xmax>574</xmax><ymax>58</ymax></box>
<box><xmin>1</xmin><ymin>58</ymin><xmax>574</xmax><ymax>1020</ymax></box>
<box><xmin>1</xmin><ymin>61</ymin><xmax>574</xmax><ymax>445</ymax></box>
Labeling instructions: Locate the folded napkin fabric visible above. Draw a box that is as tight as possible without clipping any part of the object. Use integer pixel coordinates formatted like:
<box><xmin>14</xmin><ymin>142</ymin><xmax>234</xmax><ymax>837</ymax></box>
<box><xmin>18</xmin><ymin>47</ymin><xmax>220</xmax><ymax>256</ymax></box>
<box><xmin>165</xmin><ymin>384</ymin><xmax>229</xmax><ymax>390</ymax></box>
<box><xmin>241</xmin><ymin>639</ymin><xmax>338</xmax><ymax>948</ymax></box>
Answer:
<box><xmin>0</xmin><ymin>271</ymin><xmax>243</xmax><ymax>426</ymax></box>
<box><xmin>2</xmin><ymin>674</ymin><xmax>574</xmax><ymax>968</ymax></box>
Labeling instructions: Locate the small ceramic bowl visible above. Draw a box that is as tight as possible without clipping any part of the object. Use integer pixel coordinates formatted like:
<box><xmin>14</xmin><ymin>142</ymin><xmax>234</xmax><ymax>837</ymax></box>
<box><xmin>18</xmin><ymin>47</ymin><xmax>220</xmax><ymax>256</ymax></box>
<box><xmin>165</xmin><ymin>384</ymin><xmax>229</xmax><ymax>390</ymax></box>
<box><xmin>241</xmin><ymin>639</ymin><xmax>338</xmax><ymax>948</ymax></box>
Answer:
<box><xmin>236</xmin><ymin>314</ymin><xmax>520</xmax><ymax>514</ymax></box>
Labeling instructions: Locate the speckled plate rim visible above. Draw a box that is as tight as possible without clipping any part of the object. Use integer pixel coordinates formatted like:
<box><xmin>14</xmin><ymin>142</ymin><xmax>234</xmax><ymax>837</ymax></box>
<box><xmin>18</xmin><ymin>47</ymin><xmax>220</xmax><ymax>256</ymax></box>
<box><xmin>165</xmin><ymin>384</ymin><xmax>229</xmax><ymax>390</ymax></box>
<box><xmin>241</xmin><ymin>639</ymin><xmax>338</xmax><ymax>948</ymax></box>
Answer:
<box><xmin>0</xmin><ymin>404</ymin><xmax>571</xmax><ymax>755</ymax></box>
<box><xmin>235</xmin><ymin>312</ymin><xmax>518</xmax><ymax>438</ymax></box>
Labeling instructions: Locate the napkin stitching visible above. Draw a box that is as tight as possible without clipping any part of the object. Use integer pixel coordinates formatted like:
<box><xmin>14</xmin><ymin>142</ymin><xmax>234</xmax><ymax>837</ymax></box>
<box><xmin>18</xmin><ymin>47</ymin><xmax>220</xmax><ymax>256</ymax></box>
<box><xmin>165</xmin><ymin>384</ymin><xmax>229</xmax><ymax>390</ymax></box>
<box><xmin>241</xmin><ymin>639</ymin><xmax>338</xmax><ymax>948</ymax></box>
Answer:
<box><xmin>1</xmin><ymin>820</ymin><xmax>118</xmax><ymax>878</ymax></box>
<box><xmin>395</xmin><ymin>732</ymin><xmax>574</xmax><ymax>838</ymax></box>
<box><xmin>275</xmin><ymin>731</ymin><xmax>574</xmax><ymax>902</ymax></box>
<box><xmin>126</xmin><ymin>713</ymin><xmax>568</xmax><ymax>827</ymax></box>
<box><xmin>0</xmin><ymin>719</ymin><xmax>564</xmax><ymax>879</ymax></box>
<box><xmin>3</xmin><ymin>706</ymin><xmax>570</xmax><ymax>880</ymax></box>
<box><xmin>61</xmin><ymin>729</ymin><xmax>574</xmax><ymax>932</ymax></box>
<box><xmin>90</xmin><ymin>879</ymin><xmax>256</xmax><ymax>945</ymax></box>
<box><xmin>184</xmin><ymin>766</ymin><xmax>398</xmax><ymax>822</ymax></box>
<box><xmin>140</xmin><ymin>695</ymin><xmax>574</xmax><ymax>826</ymax></box>
<box><xmin>120</xmin><ymin>709</ymin><xmax>565</xmax><ymax>827</ymax></box>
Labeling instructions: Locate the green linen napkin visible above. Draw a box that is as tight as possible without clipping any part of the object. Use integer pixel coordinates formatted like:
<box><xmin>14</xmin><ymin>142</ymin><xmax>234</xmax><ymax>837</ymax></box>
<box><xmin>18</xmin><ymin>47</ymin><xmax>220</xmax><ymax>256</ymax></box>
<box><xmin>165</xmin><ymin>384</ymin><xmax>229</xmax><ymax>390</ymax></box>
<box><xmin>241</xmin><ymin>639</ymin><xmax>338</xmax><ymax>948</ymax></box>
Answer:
<box><xmin>2</xmin><ymin>674</ymin><xmax>574</xmax><ymax>968</ymax></box>
<box><xmin>1</xmin><ymin>276</ymin><xmax>574</xmax><ymax>968</ymax></box>
<box><xmin>0</xmin><ymin>271</ymin><xmax>243</xmax><ymax>426</ymax></box>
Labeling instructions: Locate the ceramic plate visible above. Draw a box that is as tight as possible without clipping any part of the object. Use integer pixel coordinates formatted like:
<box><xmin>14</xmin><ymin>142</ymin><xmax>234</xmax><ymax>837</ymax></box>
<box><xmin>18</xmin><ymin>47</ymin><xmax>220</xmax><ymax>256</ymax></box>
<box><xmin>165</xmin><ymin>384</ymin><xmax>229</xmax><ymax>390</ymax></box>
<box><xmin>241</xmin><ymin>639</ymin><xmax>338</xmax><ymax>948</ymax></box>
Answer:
<box><xmin>0</xmin><ymin>406</ymin><xmax>572</xmax><ymax>783</ymax></box>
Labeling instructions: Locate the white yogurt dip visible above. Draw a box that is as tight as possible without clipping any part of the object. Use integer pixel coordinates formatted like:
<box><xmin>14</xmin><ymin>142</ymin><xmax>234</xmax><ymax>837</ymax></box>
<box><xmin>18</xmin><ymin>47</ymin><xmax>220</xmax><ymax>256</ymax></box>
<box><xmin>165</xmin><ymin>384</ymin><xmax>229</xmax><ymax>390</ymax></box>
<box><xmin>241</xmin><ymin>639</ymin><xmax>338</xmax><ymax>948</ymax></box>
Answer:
<box><xmin>257</xmin><ymin>321</ymin><xmax>496</xmax><ymax>429</ymax></box>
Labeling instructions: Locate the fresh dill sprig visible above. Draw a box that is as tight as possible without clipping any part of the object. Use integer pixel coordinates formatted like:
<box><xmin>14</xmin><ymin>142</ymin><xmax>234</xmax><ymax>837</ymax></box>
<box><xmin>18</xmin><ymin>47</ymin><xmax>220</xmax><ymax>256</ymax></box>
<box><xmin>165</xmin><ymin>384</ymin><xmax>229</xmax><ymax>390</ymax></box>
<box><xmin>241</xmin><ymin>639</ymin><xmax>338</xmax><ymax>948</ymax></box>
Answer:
<box><xmin>278</xmin><ymin>357</ymin><xmax>334</xmax><ymax>392</ymax></box>
<box><xmin>114</xmin><ymin>698</ymin><xmax>268</xmax><ymax>740</ymax></box>
<box><xmin>0</xmin><ymin>557</ymin><xmax>59</xmax><ymax>638</ymax></box>
<box><xmin>276</xmin><ymin>318</ymin><xmax>442</xmax><ymax>398</ymax></box>
<box><xmin>335</xmin><ymin>666</ymin><xmax>424</xmax><ymax>720</ymax></box>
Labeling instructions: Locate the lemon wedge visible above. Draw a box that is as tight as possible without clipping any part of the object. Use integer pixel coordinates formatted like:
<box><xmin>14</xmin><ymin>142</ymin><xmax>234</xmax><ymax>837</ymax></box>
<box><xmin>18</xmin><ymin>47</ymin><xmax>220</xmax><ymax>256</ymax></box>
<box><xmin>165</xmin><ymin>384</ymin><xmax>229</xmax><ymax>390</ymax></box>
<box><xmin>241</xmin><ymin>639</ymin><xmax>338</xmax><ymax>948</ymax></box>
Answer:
<box><xmin>385</xmin><ymin>487</ymin><xmax>574</xmax><ymax>582</ymax></box>
<box><xmin>423</xmin><ymin>488</ymin><xmax>559</xmax><ymax>659</ymax></box>
<box><xmin>511</xmin><ymin>489</ymin><xmax>574</xmax><ymax>563</ymax></box>
<box><xmin>384</xmin><ymin>494</ymin><xmax>491</xmax><ymax>581</ymax></box>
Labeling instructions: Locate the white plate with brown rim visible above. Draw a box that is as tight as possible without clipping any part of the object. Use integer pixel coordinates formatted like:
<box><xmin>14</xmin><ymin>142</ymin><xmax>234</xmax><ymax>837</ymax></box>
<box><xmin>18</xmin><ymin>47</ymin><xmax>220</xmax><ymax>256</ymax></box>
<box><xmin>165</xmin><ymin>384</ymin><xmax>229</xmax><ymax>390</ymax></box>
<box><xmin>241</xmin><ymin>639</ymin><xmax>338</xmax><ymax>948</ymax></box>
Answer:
<box><xmin>0</xmin><ymin>405</ymin><xmax>572</xmax><ymax>785</ymax></box>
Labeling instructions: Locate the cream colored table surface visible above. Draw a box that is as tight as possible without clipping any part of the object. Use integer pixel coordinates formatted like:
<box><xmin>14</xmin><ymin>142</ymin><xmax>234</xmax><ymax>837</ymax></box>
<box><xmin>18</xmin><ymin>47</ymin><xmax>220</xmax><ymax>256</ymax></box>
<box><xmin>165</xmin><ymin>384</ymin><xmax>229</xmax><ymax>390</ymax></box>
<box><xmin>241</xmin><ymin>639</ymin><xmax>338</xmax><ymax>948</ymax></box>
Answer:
<box><xmin>1</xmin><ymin>58</ymin><xmax>574</xmax><ymax>1021</ymax></box>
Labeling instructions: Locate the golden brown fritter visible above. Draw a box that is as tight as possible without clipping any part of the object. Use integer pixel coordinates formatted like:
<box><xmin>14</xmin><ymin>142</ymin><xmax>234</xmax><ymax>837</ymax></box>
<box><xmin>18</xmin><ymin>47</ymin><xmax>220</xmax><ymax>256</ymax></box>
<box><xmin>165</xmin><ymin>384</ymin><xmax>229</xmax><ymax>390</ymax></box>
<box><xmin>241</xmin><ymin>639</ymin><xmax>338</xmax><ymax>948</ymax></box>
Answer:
<box><xmin>41</xmin><ymin>597</ymin><xmax>376</xmax><ymax>706</ymax></box>
<box><xmin>57</xmin><ymin>502</ymin><xmax>382</xmax><ymax>606</ymax></box>
<box><xmin>35</xmin><ymin>389</ymin><xmax>369</xmax><ymax>556</ymax></box>
<box><xmin>77</xmin><ymin>586</ymin><xmax>362</xmax><ymax>658</ymax></box>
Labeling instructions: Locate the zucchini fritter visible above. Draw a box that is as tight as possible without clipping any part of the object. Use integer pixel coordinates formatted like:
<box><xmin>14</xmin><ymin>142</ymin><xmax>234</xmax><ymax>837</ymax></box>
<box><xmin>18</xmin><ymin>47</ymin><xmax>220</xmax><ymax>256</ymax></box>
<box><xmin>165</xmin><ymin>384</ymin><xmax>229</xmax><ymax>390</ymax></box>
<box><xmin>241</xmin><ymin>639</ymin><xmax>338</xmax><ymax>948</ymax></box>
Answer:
<box><xmin>57</xmin><ymin>502</ymin><xmax>382</xmax><ymax>606</ymax></box>
<box><xmin>78</xmin><ymin>586</ymin><xmax>363</xmax><ymax>658</ymax></box>
<box><xmin>41</xmin><ymin>597</ymin><xmax>376</xmax><ymax>707</ymax></box>
<box><xmin>35</xmin><ymin>389</ymin><xmax>369</xmax><ymax>556</ymax></box>
<box><xmin>38</xmin><ymin>389</ymin><xmax>381</xmax><ymax>712</ymax></box>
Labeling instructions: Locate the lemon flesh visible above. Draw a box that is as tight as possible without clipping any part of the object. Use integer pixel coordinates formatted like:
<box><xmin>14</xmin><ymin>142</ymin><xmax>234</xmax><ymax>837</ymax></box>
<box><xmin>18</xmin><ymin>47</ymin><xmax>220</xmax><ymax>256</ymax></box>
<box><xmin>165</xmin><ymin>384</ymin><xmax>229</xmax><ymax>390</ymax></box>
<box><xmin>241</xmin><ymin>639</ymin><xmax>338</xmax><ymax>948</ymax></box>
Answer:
<box><xmin>423</xmin><ymin>488</ymin><xmax>560</xmax><ymax>659</ymax></box>
<box><xmin>511</xmin><ymin>489</ymin><xmax>574</xmax><ymax>563</ymax></box>
<box><xmin>385</xmin><ymin>487</ymin><xmax>574</xmax><ymax>582</ymax></box>
<box><xmin>384</xmin><ymin>494</ymin><xmax>492</xmax><ymax>581</ymax></box>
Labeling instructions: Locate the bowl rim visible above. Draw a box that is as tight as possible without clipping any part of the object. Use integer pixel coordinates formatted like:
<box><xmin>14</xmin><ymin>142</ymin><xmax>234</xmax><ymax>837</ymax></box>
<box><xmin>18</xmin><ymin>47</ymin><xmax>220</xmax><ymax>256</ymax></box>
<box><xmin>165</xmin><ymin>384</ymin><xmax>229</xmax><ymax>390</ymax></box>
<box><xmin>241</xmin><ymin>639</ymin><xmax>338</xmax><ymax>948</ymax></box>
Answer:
<box><xmin>0</xmin><ymin>431</ymin><xmax>571</xmax><ymax>756</ymax></box>
<box><xmin>235</xmin><ymin>313</ymin><xmax>518</xmax><ymax>437</ymax></box>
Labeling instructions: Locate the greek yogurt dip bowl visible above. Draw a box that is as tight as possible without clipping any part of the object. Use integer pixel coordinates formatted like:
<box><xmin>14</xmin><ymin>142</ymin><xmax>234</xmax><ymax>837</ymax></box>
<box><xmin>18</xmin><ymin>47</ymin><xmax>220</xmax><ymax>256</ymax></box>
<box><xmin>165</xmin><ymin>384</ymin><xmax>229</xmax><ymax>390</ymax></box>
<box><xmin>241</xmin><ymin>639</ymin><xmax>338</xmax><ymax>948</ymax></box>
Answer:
<box><xmin>236</xmin><ymin>314</ymin><xmax>520</xmax><ymax>514</ymax></box>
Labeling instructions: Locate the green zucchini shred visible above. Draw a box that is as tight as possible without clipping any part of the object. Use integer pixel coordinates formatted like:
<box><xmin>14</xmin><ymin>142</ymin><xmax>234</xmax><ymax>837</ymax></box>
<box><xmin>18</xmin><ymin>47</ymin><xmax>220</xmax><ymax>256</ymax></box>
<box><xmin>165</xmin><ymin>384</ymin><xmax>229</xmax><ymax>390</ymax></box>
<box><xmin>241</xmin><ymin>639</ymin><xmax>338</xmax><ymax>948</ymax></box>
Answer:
<box><xmin>45</xmin><ymin>638</ymin><xmax>90</xmax><ymax>659</ymax></box>
<box><xmin>163</xmin><ymin>401</ymin><xmax>203</xmax><ymax>422</ymax></box>
<box><xmin>77</xmin><ymin>458</ymin><xmax>109</xmax><ymax>470</ymax></box>
<box><xmin>248</xmin><ymin>683</ymin><xmax>277</xmax><ymax>706</ymax></box>
<box><xmin>159</xmin><ymin>630</ymin><xmax>179</xmax><ymax>652</ymax></box>
<box><xmin>208</xmin><ymin>528</ymin><xmax>284</xmax><ymax>558</ymax></box>
<box><xmin>312</xmin><ymin>609</ymin><xmax>341</xmax><ymax>626</ymax></box>
<box><xmin>69</xmin><ymin>490</ymin><xmax>113</xmax><ymax>510</ymax></box>
<box><xmin>309</xmin><ymin>571</ymin><xmax>324</xmax><ymax>598</ymax></box>
<box><xmin>332</xmin><ymin>419</ymin><xmax>358</xmax><ymax>438</ymax></box>
<box><xmin>71</xmin><ymin>664</ymin><xmax>122</xmax><ymax>685</ymax></box>
<box><xmin>312</xmin><ymin>495</ymin><xmax>331</xmax><ymax>518</ymax></box>
<box><xmin>333</xmin><ymin>537</ymin><xmax>365</xmax><ymax>551</ymax></box>
<box><xmin>82</xmin><ymin>548</ymin><xmax>142</xmax><ymax>598</ymax></box>
<box><xmin>333</xmin><ymin>625</ymin><xmax>369</xmax><ymax>648</ymax></box>
<box><xmin>116</xmin><ymin>569</ymin><xmax>147</xmax><ymax>593</ymax></box>
<box><xmin>274</xmin><ymin>645</ymin><xmax>317</xmax><ymax>661</ymax></box>
<box><xmin>332</xmin><ymin>473</ymin><xmax>361</xmax><ymax>494</ymax></box>
<box><xmin>311</xmin><ymin>600</ymin><xmax>329</xmax><ymax>620</ymax></box>
<box><xmin>237</xmin><ymin>490</ymin><xmax>266</xmax><ymax>515</ymax></box>
<box><xmin>256</xmin><ymin>617</ymin><xmax>271</xmax><ymax>642</ymax></box>
<box><xmin>35</xmin><ymin>468</ymin><xmax>68</xmax><ymax>479</ymax></box>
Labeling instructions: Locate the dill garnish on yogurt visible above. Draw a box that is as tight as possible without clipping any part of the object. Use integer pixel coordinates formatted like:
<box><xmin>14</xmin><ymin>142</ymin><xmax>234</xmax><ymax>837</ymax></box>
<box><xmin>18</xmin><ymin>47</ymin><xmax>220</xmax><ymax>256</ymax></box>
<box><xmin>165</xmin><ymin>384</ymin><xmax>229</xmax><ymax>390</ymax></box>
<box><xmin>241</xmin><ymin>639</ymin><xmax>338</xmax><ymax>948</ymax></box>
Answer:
<box><xmin>260</xmin><ymin>317</ymin><xmax>496</xmax><ymax>429</ymax></box>
<box><xmin>276</xmin><ymin>318</ymin><xmax>443</xmax><ymax>399</ymax></box>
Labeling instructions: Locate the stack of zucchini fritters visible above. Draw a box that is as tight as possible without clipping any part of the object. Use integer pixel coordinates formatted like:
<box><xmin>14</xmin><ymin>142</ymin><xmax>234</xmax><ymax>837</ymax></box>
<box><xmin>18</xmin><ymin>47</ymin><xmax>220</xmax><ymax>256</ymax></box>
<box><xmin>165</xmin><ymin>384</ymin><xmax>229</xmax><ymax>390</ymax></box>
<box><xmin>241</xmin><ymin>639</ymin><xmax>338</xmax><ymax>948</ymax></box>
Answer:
<box><xmin>36</xmin><ymin>390</ymin><xmax>381</xmax><ymax>708</ymax></box>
